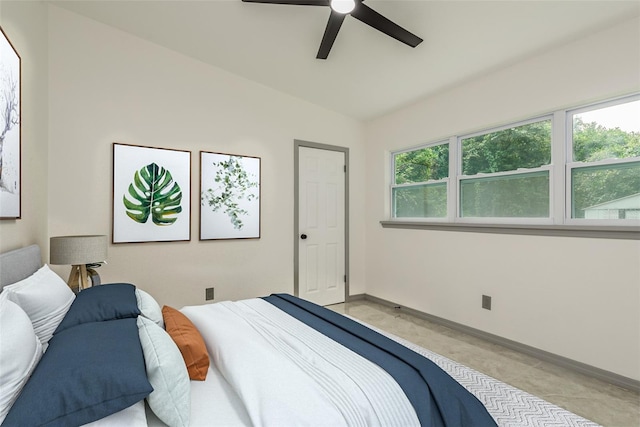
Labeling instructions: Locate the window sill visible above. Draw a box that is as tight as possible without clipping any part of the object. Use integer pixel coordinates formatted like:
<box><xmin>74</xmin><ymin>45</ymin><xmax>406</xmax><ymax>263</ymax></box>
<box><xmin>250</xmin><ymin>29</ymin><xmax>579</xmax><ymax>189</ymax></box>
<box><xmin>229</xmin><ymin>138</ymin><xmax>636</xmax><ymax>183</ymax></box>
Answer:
<box><xmin>380</xmin><ymin>220</ymin><xmax>640</xmax><ymax>240</ymax></box>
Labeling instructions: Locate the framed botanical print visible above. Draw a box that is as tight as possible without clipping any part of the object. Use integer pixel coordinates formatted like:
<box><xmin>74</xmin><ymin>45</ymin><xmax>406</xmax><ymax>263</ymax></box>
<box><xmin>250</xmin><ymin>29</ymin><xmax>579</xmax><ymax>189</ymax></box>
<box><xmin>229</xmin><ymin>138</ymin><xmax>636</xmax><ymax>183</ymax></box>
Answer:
<box><xmin>0</xmin><ymin>27</ymin><xmax>21</xmax><ymax>219</ymax></box>
<box><xmin>200</xmin><ymin>151</ymin><xmax>260</xmax><ymax>240</ymax></box>
<box><xmin>113</xmin><ymin>143</ymin><xmax>191</xmax><ymax>243</ymax></box>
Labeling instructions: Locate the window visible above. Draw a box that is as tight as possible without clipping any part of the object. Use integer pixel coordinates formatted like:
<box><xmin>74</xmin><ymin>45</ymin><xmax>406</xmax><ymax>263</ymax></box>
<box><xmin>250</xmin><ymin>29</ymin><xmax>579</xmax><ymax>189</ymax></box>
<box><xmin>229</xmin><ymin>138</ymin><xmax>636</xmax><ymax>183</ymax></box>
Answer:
<box><xmin>389</xmin><ymin>93</ymin><xmax>639</xmax><ymax>228</ymax></box>
<box><xmin>392</xmin><ymin>142</ymin><xmax>448</xmax><ymax>218</ymax></box>
<box><xmin>569</xmin><ymin>98</ymin><xmax>640</xmax><ymax>222</ymax></box>
<box><xmin>459</xmin><ymin>119</ymin><xmax>552</xmax><ymax>219</ymax></box>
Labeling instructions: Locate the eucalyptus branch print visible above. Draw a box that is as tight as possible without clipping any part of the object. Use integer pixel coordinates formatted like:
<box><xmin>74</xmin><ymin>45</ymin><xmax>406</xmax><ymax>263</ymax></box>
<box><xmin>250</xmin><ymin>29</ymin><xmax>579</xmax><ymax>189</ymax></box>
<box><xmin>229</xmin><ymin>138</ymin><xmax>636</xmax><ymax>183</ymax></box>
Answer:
<box><xmin>201</xmin><ymin>156</ymin><xmax>259</xmax><ymax>229</ymax></box>
<box><xmin>123</xmin><ymin>162</ymin><xmax>183</xmax><ymax>226</ymax></box>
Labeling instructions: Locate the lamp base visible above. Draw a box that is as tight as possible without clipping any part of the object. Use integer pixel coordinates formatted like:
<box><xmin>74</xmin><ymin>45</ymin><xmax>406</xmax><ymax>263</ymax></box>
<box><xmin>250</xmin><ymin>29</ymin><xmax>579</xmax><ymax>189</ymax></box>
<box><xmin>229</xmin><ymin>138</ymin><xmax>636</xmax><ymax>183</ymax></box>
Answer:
<box><xmin>67</xmin><ymin>264</ymin><xmax>90</xmax><ymax>293</ymax></box>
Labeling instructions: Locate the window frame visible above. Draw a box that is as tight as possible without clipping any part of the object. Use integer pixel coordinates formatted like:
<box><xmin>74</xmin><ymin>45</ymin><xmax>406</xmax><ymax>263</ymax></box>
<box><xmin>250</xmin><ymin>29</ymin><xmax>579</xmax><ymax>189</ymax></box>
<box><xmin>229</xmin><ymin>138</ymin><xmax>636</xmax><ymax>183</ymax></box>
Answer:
<box><xmin>565</xmin><ymin>94</ymin><xmax>640</xmax><ymax>227</ymax></box>
<box><xmin>455</xmin><ymin>115</ymin><xmax>554</xmax><ymax>225</ymax></box>
<box><xmin>387</xmin><ymin>94</ymin><xmax>640</xmax><ymax>234</ymax></box>
<box><xmin>391</xmin><ymin>140</ymin><xmax>451</xmax><ymax>222</ymax></box>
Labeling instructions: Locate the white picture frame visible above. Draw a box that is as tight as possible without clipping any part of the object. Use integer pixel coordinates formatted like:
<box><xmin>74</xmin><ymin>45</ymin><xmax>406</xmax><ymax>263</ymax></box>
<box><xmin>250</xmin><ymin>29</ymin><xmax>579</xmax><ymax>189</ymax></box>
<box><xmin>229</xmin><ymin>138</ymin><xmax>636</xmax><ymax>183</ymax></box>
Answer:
<box><xmin>113</xmin><ymin>143</ymin><xmax>191</xmax><ymax>243</ymax></box>
<box><xmin>200</xmin><ymin>151</ymin><xmax>261</xmax><ymax>240</ymax></box>
<box><xmin>0</xmin><ymin>27</ymin><xmax>21</xmax><ymax>219</ymax></box>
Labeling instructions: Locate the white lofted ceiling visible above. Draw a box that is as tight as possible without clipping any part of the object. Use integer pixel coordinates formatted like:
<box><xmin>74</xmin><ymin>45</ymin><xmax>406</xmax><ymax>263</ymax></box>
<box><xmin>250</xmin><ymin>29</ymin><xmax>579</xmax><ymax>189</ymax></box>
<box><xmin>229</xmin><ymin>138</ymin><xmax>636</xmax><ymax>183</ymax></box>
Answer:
<box><xmin>48</xmin><ymin>0</ymin><xmax>640</xmax><ymax>121</ymax></box>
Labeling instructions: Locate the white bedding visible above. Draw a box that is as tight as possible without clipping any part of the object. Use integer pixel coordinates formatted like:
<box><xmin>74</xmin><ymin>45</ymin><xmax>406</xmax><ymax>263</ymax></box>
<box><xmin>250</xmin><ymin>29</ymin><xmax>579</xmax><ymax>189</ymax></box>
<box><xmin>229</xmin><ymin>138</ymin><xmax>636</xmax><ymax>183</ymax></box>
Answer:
<box><xmin>182</xmin><ymin>299</ymin><xmax>420</xmax><ymax>427</ymax></box>
<box><xmin>82</xmin><ymin>401</ymin><xmax>148</xmax><ymax>427</ymax></box>
<box><xmin>146</xmin><ymin>365</ymin><xmax>252</xmax><ymax>427</ymax></box>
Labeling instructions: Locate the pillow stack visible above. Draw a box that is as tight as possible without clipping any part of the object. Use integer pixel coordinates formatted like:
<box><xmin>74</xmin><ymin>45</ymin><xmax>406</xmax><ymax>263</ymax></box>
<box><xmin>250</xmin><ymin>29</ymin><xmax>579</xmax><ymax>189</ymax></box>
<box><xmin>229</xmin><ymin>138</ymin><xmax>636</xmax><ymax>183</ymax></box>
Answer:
<box><xmin>0</xmin><ymin>266</ymin><xmax>207</xmax><ymax>427</ymax></box>
<box><xmin>2</xmin><ymin>283</ymin><xmax>152</xmax><ymax>427</ymax></box>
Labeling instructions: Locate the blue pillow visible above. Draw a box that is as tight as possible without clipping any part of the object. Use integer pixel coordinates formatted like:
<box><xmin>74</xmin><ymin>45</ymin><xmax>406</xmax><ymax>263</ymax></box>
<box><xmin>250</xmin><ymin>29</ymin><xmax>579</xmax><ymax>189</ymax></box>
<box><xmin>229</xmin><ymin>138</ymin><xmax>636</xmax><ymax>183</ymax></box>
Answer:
<box><xmin>3</xmin><ymin>318</ymin><xmax>153</xmax><ymax>427</ymax></box>
<box><xmin>54</xmin><ymin>283</ymin><xmax>140</xmax><ymax>334</ymax></box>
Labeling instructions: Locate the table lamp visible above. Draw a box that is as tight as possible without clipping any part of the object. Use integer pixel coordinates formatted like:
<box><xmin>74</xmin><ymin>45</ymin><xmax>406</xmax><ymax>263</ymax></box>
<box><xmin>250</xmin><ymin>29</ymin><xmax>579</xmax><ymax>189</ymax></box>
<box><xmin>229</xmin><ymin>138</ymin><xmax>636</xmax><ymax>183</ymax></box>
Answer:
<box><xmin>50</xmin><ymin>235</ymin><xmax>108</xmax><ymax>292</ymax></box>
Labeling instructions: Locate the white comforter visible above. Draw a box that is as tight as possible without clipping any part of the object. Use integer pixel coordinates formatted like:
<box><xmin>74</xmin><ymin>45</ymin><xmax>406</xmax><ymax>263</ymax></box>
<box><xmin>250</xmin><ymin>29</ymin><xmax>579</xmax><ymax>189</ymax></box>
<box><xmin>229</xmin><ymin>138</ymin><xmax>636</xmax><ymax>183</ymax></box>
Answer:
<box><xmin>182</xmin><ymin>299</ymin><xmax>420</xmax><ymax>427</ymax></box>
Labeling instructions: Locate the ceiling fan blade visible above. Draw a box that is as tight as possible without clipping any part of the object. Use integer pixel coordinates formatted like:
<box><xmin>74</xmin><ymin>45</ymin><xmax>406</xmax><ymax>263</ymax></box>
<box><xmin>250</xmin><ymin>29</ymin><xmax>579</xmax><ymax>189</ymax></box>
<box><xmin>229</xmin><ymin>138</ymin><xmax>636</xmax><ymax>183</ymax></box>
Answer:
<box><xmin>241</xmin><ymin>0</ymin><xmax>328</xmax><ymax>5</ymax></box>
<box><xmin>316</xmin><ymin>10</ymin><xmax>346</xmax><ymax>59</ymax></box>
<box><xmin>350</xmin><ymin>3</ymin><xmax>423</xmax><ymax>48</ymax></box>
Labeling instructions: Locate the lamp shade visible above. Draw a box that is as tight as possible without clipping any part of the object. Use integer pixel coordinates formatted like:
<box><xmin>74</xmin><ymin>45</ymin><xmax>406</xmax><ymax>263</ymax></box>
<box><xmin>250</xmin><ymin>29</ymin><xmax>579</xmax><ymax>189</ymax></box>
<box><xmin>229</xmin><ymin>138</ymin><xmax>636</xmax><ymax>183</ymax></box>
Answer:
<box><xmin>50</xmin><ymin>235</ymin><xmax>108</xmax><ymax>265</ymax></box>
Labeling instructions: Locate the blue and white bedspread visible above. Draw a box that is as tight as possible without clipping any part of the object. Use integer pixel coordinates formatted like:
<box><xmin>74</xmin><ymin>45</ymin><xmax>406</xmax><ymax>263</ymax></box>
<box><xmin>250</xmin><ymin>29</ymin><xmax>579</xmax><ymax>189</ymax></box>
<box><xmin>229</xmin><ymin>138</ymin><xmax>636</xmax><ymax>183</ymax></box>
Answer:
<box><xmin>182</xmin><ymin>294</ymin><xmax>600</xmax><ymax>427</ymax></box>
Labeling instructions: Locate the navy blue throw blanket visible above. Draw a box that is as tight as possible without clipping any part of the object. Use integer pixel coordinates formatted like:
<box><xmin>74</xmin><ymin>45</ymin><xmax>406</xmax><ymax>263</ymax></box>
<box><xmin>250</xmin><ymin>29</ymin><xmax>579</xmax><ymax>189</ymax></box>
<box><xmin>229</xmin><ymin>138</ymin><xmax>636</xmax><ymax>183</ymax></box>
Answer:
<box><xmin>263</xmin><ymin>294</ymin><xmax>497</xmax><ymax>427</ymax></box>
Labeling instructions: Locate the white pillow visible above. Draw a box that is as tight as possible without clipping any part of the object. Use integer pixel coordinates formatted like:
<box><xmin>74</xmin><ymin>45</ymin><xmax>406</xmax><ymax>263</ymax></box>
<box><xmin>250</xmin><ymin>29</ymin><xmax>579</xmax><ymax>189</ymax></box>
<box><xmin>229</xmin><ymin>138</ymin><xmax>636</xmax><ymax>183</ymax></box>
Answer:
<box><xmin>0</xmin><ymin>294</ymin><xmax>43</xmax><ymax>424</ymax></box>
<box><xmin>2</xmin><ymin>265</ymin><xmax>75</xmax><ymax>345</ymax></box>
<box><xmin>137</xmin><ymin>316</ymin><xmax>190</xmax><ymax>427</ymax></box>
<box><xmin>136</xmin><ymin>289</ymin><xmax>164</xmax><ymax>328</ymax></box>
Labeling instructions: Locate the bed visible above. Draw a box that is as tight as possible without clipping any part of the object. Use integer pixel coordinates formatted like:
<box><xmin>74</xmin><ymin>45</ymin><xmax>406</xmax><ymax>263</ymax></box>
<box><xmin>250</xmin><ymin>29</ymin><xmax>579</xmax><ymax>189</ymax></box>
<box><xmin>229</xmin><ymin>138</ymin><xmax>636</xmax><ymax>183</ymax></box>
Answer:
<box><xmin>0</xmin><ymin>244</ymin><xmax>600</xmax><ymax>427</ymax></box>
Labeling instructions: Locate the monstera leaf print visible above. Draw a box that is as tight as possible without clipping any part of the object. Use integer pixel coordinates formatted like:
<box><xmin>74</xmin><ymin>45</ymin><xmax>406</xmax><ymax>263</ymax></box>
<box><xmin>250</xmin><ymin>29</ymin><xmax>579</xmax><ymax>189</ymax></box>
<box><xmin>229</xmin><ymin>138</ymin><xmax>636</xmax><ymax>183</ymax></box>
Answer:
<box><xmin>123</xmin><ymin>163</ymin><xmax>183</xmax><ymax>226</ymax></box>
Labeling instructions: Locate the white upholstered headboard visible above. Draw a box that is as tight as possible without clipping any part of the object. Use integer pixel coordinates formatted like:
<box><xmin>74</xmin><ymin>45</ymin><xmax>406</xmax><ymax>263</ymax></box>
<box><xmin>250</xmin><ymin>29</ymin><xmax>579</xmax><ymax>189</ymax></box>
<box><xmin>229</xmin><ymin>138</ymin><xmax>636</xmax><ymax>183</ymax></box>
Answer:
<box><xmin>0</xmin><ymin>245</ymin><xmax>42</xmax><ymax>291</ymax></box>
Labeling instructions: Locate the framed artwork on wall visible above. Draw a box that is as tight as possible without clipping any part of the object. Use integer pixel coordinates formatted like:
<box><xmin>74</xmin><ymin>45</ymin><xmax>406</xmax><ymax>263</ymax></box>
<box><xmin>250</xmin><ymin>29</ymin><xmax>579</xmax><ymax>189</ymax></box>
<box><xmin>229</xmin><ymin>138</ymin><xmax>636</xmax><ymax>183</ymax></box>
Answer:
<box><xmin>113</xmin><ymin>143</ymin><xmax>191</xmax><ymax>243</ymax></box>
<box><xmin>0</xmin><ymin>27</ymin><xmax>21</xmax><ymax>219</ymax></box>
<box><xmin>200</xmin><ymin>151</ymin><xmax>261</xmax><ymax>240</ymax></box>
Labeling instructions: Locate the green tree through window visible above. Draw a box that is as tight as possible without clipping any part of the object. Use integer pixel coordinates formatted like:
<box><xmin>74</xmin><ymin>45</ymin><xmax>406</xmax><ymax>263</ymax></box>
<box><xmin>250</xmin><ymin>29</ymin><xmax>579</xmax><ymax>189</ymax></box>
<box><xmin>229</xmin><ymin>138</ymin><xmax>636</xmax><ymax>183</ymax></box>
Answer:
<box><xmin>393</xmin><ymin>143</ymin><xmax>448</xmax><ymax>218</ymax></box>
<box><xmin>460</xmin><ymin>119</ymin><xmax>551</xmax><ymax>218</ymax></box>
<box><xmin>391</xmin><ymin>96</ymin><xmax>639</xmax><ymax>223</ymax></box>
<box><xmin>394</xmin><ymin>144</ymin><xmax>449</xmax><ymax>184</ymax></box>
<box><xmin>461</xmin><ymin>120</ymin><xmax>551</xmax><ymax>175</ymax></box>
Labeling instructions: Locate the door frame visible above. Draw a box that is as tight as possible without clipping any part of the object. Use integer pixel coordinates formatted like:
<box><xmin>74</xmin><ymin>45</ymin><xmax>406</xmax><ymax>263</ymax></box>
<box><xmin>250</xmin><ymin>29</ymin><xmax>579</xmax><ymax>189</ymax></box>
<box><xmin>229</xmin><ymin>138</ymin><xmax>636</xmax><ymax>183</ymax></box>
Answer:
<box><xmin>294</xmin><ymin>140</ymin><xmax>350</xmax><ymax>303</ymax></box>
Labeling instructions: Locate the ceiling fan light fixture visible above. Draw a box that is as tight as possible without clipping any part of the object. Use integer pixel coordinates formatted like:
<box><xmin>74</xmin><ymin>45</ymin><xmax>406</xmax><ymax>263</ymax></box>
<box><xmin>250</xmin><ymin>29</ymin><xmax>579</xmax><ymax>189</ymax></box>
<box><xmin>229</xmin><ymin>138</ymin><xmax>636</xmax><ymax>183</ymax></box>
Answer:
<box><xmin>330</xmin><ymin>0</ymin><xmax>355</xmax><ymax>14</ymax></box>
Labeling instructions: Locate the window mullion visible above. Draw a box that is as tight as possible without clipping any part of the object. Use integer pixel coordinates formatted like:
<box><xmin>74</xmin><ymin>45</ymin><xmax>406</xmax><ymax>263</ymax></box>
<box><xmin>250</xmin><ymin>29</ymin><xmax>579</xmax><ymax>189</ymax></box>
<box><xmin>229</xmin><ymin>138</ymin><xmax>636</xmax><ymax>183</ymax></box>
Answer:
<box><xmin>449</xmin><ymin>136</ymin><xmax>458</xmax><ymax>222</ymax></box>
<box><xmin>568</xmin><ymin>157</ymin><xmax>640</xmax><ymax>169</ymax></box>
<box><xmin>458</xmin><ymin>165</ymin><xmax>550</xmax><ymax>180</ymax></box>
<box><xmin>552</xmin><ymin>110</ymin><xmax>566</xmax><ymax>225</ymax></box>
<box><xmin>393</xmin><ymin>178</ymin><xmax>448</xmax><ymax>189</ymax></box>
<box><xmin>389</xmin><ymin>150</ymin><xmax>394</xmax><ymax>219</ymax></box>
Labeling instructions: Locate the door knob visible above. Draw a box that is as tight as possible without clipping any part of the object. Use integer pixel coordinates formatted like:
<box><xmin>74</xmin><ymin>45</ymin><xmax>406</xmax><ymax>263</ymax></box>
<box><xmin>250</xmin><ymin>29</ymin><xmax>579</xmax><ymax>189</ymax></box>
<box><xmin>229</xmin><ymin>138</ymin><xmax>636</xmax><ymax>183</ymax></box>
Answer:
<box><xmin>300</xmin><ymin>234</ymin><xmax>308</xmax><ymax>240</ymax></box>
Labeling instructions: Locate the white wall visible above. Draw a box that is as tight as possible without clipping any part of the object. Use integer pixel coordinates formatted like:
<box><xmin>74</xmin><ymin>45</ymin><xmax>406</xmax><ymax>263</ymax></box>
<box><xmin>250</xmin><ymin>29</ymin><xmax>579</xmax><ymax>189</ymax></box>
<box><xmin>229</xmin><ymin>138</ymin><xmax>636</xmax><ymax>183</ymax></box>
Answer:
<box><xmin>3</xmin><ymin>0</ymin><xmax>637</xmax><ymax>384</ymax></box>
<box><xmin>0</xmin><ymin>1</ymin><xmax>49</xmax><ymax>257</ymax></box>
<box><xmin>365</xmin><ymin>17</ymin><xmax>640</xmax><ymax>380</ymax></box>
<box><xmin>47</xmin><ymin>6</ymin><xmax>366</xmax><ymax>308</ymax></box>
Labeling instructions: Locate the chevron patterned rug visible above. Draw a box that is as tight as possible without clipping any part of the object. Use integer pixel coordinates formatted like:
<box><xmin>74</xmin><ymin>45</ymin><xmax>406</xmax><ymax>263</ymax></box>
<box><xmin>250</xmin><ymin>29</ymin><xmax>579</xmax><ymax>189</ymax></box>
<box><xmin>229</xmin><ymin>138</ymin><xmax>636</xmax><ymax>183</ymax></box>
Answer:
<box><xmin>371</xmin><ymin>325</ymin><xmax>600</xmax><ymax>426</ymax></box>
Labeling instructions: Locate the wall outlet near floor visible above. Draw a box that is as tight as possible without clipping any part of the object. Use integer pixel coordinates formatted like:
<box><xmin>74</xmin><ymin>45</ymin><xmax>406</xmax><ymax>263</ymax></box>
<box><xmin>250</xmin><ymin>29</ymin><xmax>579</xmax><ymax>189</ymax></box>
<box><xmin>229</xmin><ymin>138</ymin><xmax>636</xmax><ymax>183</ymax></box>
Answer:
<box><xmin>482</xmin><ymin>295</ymin><xmax>492</xmax><ymax>310</ymax></box>
<box><xmin>205</xmin><ymin>287</ymin><xmax>214</xmax><ymax>301</ymax></box>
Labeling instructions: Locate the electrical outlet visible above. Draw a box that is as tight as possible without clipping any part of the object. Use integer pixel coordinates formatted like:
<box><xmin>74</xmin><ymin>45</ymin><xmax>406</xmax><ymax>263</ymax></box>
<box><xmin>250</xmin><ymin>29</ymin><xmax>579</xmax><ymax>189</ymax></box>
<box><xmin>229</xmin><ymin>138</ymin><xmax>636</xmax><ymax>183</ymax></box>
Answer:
<box><xmin>205</xmin><ymin>287</ymin><xmax>214</xmax><ymax>301</ymax></box>
<box><xmin>482</xmin><ymin>295</ymin><xmax>492</xmax><ymax>310</ymax></box>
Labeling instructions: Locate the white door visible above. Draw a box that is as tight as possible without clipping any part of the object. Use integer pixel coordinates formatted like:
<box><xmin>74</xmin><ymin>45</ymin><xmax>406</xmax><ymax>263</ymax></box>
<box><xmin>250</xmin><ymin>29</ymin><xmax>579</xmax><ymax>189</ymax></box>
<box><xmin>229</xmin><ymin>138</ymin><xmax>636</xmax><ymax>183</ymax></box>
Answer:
<box><xmin>298</xmin><ymin>146</ymin><xmax>346</xmax><ymax>306</ymax></box>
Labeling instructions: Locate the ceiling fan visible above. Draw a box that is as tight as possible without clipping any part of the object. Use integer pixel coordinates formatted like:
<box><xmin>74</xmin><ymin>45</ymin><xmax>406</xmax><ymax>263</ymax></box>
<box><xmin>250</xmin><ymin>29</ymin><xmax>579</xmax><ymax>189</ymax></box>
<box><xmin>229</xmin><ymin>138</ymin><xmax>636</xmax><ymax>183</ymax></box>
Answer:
<box><xmin>241</xmin><ymin>0</ymin><xmax>423</xmax><ymax>59</ymax></box>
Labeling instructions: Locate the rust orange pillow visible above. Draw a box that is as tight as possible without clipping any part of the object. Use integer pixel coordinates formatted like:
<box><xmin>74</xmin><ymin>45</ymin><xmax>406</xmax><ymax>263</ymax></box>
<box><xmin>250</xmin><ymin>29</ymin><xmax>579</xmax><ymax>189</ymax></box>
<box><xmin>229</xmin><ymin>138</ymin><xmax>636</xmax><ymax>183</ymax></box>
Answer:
<box><xmin>162</xmin><ymin>306</ymin><xmax>210</xmax><ymax>381</ymax></box>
